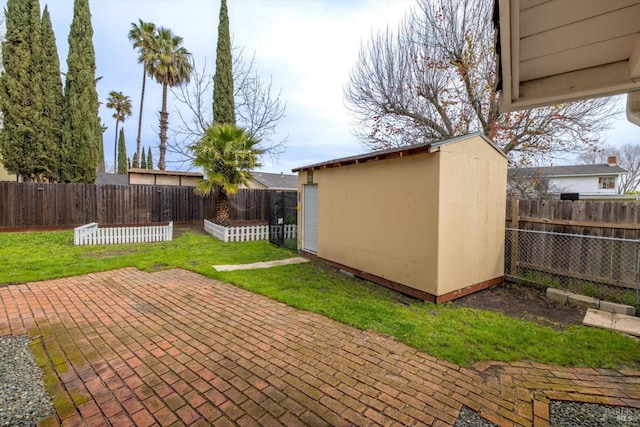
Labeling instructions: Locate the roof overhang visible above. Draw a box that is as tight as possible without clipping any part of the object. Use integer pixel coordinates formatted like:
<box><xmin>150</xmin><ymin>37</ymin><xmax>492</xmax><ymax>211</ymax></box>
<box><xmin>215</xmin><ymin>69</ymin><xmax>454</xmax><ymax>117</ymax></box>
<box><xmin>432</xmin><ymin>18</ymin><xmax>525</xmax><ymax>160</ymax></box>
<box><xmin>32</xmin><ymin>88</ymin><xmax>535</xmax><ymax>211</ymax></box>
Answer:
<box><xmin>494</xmin><ymin>0</ymin><xmax>640</xmax><ymax>113</ymax></box>
<box><xmin>292</xmin><ymin>133</ymin><xmax>508</xmax><ymax>173</ymax></box>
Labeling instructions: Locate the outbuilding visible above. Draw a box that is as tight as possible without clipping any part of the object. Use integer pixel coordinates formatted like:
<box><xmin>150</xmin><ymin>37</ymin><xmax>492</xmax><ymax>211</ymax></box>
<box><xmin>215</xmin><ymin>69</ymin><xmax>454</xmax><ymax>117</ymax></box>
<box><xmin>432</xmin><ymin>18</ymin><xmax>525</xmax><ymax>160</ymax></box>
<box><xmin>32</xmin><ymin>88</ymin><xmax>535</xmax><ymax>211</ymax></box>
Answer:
<box><xmin>292</xmin><ymin>133</ymin><xmax>508</xmax><ymax>303</ymax></box>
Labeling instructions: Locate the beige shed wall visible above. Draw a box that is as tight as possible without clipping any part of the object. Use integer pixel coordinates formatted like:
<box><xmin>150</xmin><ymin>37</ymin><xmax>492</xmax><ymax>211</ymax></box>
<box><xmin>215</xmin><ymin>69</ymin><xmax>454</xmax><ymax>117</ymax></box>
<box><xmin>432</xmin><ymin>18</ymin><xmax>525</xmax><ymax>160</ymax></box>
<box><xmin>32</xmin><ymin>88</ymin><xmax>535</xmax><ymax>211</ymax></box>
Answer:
<box><xmin>435</xmin><ymin>136</ymin><xmax>508</xmax><ymax>295</ymax></box>
<box><xmin>300</xmin><ymin>153</ymin><xmax>441</xmax><ymax>295</ymax></box>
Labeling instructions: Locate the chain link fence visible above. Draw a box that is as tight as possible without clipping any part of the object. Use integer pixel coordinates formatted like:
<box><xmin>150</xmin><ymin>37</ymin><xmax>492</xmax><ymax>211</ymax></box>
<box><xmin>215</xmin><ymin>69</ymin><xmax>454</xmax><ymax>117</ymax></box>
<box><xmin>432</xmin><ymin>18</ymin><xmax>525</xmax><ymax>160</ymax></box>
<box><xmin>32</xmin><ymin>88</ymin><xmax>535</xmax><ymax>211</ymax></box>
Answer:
<box><xmin>505</xmin><ymin>228</ymin><xmax>640</xmax><ymax>308</ymax></box>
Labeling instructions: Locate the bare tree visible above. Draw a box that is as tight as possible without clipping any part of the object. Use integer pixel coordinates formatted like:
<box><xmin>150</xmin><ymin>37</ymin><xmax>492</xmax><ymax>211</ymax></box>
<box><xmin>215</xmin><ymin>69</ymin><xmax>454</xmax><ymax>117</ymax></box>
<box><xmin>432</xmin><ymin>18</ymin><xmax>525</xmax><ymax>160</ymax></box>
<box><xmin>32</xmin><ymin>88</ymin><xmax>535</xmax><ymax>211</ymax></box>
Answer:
<box><xmin>507</xmin><ymin>168</ymin><xmax>567</xmax><ymax>200</ymax></box>
<box><xmin>578</xmin><ymin>143</ymin><xmax>640</xmax><ymax>193</ymax></box>
<box><xmin>344</xmin><ymin>0</ymin><xmax>618</xmax><ymax>164</ymax></box>
<box><xmin>169</xmin><ymin>45</ymin><xmax>287</xmax><ymax>167</ymax></box>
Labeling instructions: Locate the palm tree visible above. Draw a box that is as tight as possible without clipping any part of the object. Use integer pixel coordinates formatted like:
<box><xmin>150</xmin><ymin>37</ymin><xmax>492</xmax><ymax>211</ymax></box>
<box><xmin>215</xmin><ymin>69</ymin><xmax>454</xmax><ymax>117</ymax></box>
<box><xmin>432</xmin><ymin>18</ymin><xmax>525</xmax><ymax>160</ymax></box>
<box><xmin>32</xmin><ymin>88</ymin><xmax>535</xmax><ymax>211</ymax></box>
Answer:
<box><xmin>190</xmin><ymin>123</ymin><xmax>262</xmax><ymax>224</ymax></box>
<box><xmin>105</xmin><ymin>91</ymin><xmax>132</xmax><ymax>173</ymax></box>
<box><xmin>147</xmin><ymin>27</ymin><xmax>192</xmax><ymax>171</ymax></box>
<box><xmin>128</xmin><ymin>19</ymin><xmax>157</xmax><ymax>168</ymax></box>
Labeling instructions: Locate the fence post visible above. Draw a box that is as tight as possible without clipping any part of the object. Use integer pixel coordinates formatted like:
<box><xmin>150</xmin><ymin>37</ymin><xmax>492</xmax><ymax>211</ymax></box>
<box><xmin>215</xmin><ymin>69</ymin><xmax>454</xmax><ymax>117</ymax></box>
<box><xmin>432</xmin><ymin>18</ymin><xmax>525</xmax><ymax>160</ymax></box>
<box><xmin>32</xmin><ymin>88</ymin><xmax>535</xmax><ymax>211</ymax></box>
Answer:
<box><xmin>509</xmin><ymin>199</ymin><xmax>520</xmax><ymax>276</ymax></box>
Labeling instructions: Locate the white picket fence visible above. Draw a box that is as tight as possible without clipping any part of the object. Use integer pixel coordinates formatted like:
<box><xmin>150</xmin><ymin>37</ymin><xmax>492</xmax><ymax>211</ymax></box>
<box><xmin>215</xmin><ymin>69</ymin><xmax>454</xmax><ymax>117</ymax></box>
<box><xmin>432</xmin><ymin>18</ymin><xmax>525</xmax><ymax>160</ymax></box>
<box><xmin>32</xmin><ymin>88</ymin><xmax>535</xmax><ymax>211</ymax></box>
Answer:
<box><xmin>204</xmin><ymin>219</ymin><xmax>296</xmax><ymax>243</ymax></box>
<box><xmin>74</xmin><ymin>222</ymin><xmax>173</xmax><ymax>246</ymax></box>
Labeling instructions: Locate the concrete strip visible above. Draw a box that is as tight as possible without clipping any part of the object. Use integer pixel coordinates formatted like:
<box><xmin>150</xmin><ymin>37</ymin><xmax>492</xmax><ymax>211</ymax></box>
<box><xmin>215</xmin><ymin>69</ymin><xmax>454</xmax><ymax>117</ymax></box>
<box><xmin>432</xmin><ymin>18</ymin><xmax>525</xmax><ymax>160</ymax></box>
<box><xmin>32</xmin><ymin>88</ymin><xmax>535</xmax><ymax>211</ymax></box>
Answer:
<box><xmin>568</xmin><ymin>293</ymin><xmax>599</xmax><ymax>309</ymax></box>
<box><xmin>546</xmin><ymin>288</ymin><xmax>572</xmax><ymax>304</ymax></box>
<box><xmin>214</xmin><ymin>256</ymin><xmax>310</xmax><ymax>272</ymax></box>
<box><xmin>583</xmin><ymin>309</ymin><xmax>640</xmax><ymax>337</ymax></box>
<box><xmin>599</xmin><ymin>300</ymin><xmax>636</xmax><ymax>316</ymax></box>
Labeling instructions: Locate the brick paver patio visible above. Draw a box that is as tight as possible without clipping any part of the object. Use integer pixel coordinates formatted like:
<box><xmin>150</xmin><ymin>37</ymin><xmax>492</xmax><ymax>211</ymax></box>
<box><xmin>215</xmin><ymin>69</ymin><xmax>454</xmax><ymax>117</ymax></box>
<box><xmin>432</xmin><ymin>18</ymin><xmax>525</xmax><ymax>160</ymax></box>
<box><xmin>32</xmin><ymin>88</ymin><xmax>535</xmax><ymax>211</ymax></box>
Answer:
<box><xmin>0</xmin><ymin>268</ymin><xmax>638</xmax><ymax>426</ymax></box>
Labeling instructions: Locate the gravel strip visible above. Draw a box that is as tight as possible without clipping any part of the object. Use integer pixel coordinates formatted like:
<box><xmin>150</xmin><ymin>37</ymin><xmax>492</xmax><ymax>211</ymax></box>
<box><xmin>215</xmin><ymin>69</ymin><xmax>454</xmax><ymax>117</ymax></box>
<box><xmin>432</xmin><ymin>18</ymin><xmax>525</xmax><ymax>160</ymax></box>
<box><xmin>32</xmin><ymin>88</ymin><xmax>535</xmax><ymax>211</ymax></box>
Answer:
<box><xmin>455</xmin><ymin>406</ymin><xmax>497</xmax><ymax>426</ymax></box>
<box><xmin>455</xmin><ymin>402</ymin><xmax>640</xmax><ymax>426</ymax></box>
<box><xmin>550</xmin><ymin>401</ymin><xmax>640</xmax><ymax>426</ymax></box>
<box><xmin>0</xmin><ymin>336</ymin><xmax>55</xmax><ymax>426</ymax></box>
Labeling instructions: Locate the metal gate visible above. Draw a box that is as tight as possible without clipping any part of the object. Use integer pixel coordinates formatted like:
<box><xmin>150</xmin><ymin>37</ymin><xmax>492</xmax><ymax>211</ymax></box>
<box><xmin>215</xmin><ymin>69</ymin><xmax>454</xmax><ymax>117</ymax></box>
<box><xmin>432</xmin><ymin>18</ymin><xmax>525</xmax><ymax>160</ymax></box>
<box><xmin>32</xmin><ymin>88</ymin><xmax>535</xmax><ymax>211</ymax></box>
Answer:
<box><xmin>268</xmin><ymin>190</ymin><xmax>298</xmax><ymax>249</ymax></box>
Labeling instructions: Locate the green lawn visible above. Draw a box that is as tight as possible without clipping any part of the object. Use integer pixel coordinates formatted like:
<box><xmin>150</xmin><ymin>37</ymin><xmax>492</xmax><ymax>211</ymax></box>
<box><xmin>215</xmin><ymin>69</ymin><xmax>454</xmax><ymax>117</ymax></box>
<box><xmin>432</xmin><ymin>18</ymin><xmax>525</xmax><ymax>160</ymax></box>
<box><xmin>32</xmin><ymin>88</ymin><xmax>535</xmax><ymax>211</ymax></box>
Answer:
<box><xmin>1</xmin><ymin>227</ymin><xmax>639</xmax><ymax>369</ymax></box>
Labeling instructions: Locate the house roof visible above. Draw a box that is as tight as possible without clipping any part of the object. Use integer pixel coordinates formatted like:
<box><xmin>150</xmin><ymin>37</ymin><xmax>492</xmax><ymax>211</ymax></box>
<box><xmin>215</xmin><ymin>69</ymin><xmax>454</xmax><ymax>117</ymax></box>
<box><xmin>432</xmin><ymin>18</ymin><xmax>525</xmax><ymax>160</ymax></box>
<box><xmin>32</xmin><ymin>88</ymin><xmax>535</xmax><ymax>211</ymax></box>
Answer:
<box><xmin>128</xmin><ymin>168</ymin><xmax>203</xmax><ymax>177</ymax></box>
<box><xmin>251</xmin><ymin>172</ymin><xmax>298</xmax><ymax>190</ymax></box>
<box><xmin>493</xmin><ymin>0</ymin><xmax>640</xmax><ymax>112</ymax></box>
<box><xmin>292</xmin><ymin>133</ymin><xmax>508</xmax><ymax>172</ymax></box>
<box><xmin>96</xmin><ymin>172</ymin><xmax>129</xmax><ymax>186</ymax></box>
<box><xmin>508</xmin><ymin>164</ymin><xmax>629</xmax><ymax>179</ymax></box>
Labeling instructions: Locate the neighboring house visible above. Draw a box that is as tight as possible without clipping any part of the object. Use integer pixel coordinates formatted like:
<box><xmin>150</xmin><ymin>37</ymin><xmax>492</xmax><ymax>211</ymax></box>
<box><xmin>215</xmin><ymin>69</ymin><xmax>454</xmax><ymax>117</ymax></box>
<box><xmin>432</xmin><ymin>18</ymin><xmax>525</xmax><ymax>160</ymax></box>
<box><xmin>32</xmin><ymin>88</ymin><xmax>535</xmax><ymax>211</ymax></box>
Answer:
<box><xmin>243</xmin><ymin>172</ymin><xmax>298</xmax><ymax>191</ymax></box>
<box><xmin>0</xmin><ymin>155</ymin><xmax>16</xmax><ymax>182</ymax></box>
<box><xmin>128</xmin><ymin>168</ymin><xmax>203</xmax><ymax>187</ymax></box>
<box><xmin>508</xmin><ymin>157</ymin><xmax>628</xmax><ymax>198</ymax></box>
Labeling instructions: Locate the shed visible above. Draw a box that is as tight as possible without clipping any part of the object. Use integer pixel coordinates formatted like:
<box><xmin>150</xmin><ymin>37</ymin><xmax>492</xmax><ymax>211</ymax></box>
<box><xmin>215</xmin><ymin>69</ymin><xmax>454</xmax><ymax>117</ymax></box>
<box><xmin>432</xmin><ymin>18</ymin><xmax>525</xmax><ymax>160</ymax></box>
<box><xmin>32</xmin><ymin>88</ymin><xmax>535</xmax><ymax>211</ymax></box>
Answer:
<box><xmin>292</xmin><ymin>133</ymin><xmax>508</xmax><ymax>303</ymax></box>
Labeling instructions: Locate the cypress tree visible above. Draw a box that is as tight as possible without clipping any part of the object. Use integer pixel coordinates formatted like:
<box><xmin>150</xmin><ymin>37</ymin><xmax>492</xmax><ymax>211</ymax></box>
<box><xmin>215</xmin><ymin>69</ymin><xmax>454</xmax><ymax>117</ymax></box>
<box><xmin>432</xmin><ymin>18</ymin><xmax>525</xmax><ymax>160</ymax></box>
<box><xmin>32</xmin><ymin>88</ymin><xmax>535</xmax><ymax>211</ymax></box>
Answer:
<box><xmin>0</xmin><ymin>0</ymin><xmax>45</xmax><ymax>181</ymax></box>
<box><xmin>147</xmin><ymin>147</ymin><xmax>153</xmax><ymax>169</ymax></box>
<box><xmin>132</xmin><ymin>152</ymin><xmax>138</xmax><ymax>170</ymax></box>
<box><xmin>212</xmin><ymin>0</ymin><xmax>235</xmax><ymax>125</ymax></box>
<box><xmin>40</xmin><ymin>6</ymin><xmax>63</xmax><ymax>182</ymax></box>
<box><xmin>140</xmin><ymin>147</ymin><xmax>147</xmax><ymax>169</ymax></box>
<box><xmin>117</xmin><ymin>128</ymin><xmax>127</xmax><ymax>174</ymax></box>
<box><xmin>60</xmin><ymin>0</ymin><xmax>101</xmax><ymax>183</ymax></box>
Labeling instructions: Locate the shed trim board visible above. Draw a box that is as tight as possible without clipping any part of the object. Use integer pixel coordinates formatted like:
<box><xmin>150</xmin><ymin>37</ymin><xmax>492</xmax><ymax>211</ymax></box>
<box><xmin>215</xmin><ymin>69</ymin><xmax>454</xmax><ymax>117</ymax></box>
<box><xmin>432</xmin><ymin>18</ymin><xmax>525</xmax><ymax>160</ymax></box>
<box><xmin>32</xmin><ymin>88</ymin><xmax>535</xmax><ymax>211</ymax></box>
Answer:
<box><xmin>292</xmin><ymin>132</ymin><xmax>508</xmax><ymax>173</ymax></box>
<box><xmin>300</xmin><ymin>251</ymin><xmax>504</xmax><ymax>304</ymax></box>
<box><xmin>294</xmin><ymin>133</ymin><xmax>508</xmax><ymax>303</ymax></box>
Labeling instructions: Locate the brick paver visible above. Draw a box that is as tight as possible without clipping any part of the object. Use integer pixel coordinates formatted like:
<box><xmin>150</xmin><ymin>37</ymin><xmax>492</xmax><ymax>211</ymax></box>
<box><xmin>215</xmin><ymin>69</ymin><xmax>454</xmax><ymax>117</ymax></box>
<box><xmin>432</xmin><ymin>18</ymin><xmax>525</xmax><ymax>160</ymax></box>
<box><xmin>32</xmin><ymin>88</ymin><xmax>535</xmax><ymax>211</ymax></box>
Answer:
<box><xmin>0</xmin><ymin>268</ymin><xmax>638</xmax><ymax>426</ymax></box>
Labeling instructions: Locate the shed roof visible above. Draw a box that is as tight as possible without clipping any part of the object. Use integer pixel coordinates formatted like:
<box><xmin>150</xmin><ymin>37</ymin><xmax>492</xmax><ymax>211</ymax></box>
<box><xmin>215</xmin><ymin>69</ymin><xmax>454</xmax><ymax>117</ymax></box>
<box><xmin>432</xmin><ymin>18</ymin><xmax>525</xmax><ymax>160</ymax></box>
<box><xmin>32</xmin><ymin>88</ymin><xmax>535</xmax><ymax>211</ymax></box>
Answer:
<box><xmin>508</xmin><ymin>164</ymin><xmax>628</xmax><ymax>179</ymax></box>
<box><xmin>251</xmin><ymin>172</ymin><xmax>298</xmax><ymax>190</ymax></box>
<box><xmin>292</xmin><ymin>133</ymin><xmax>507</xmax><ymax>172</ymax></box>
<box><xmin>128</xmin><ymin>168</ymin><xmax>203</xmax><ymax>177</ymax></box>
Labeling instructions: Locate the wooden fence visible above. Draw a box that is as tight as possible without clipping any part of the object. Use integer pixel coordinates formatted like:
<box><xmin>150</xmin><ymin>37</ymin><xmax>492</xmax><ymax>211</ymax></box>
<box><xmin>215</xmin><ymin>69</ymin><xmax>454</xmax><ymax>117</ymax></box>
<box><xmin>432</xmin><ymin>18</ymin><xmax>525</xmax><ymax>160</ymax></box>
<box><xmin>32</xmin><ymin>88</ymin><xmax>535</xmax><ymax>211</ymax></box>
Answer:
<box><xmin>505</xmin><ymin>199</ymin><xmax>640</xmax><ymax>292</ymax></box>
<box><xmin>0</xmin><ymin>182</ymin><xmax>270</xmax><ymax>229</ymax></box>
<box><xmin>506</xmin><ymin>199</ymin><xmax>640</xmax><ymax>238</ymax></box>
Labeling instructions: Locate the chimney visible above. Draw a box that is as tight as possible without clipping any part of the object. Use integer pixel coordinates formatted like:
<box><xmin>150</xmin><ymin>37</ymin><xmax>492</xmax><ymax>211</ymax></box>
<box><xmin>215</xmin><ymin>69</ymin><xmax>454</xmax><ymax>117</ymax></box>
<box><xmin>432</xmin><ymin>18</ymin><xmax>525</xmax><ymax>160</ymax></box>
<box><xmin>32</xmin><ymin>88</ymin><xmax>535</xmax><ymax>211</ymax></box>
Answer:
<box><xmin>608</xmin><ymin>156</ymin><xmax>617</xmax><ymax>167</ymax></box>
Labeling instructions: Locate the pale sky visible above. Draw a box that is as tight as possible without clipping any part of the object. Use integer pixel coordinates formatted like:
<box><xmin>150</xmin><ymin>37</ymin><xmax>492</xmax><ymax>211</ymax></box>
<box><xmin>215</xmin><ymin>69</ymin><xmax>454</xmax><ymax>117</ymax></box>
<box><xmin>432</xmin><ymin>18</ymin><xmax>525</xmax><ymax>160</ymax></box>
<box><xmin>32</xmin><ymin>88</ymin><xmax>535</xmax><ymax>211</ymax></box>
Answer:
<box><xmin>8</xmin><ymin>0</ymin><xmax>640</xmax><ymax>173</ymax></box>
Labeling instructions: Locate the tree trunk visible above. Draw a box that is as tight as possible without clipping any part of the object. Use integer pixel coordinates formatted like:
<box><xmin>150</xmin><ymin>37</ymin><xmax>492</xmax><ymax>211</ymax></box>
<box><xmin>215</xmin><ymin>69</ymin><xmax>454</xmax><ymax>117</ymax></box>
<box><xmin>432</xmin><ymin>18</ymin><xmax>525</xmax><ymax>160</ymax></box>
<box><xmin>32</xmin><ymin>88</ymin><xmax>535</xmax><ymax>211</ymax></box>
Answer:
<box><xmin>159</xmin><ymin>83</ymin><xmax>168</xmax><ymax>171</ymax></box>
<box><xmin>136</xmin><ymin>69</ymin><xmax>146</xmax><ymax>168</ymax></box>
<box><xmin>215</xmin><ymin>189</ymin><xmax>230</xmax><ymax>225</ymax></box>
<box><xmin>113</xmin><ymin>119</ymin><xmax>120</xmax><ymax>174</ymax></box>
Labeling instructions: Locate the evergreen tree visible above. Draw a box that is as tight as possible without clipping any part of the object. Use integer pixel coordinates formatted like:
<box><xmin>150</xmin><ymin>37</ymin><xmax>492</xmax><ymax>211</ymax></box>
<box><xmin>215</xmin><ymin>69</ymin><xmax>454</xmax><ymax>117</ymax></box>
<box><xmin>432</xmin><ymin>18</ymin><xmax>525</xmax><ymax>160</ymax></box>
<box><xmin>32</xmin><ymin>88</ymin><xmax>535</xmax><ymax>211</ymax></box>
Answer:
<box><xmin>132</xmin><ymin>152</ymin><xmax>138</xmax><ymax>169</ymax></box>
<box><xmin>127</xmin><ymin>157</ymin><xmax>131</xmax><ymax>170</ymax></box>
<box><xmin>40</xmin><ymin>6</ymin><xmax>63</xmax><ymax>181</ymax></box>
<box><xmin>147</xmin><ymin>148</ymin><xmax>153</xmax><ymax>170</ymax></box>
<box><xmin>60</xmin><ymin>0</ymin><xmax>101</xmax><ymax>183</ymax></box>
<box><xmin>212</xmin><ymin>0</ymin><xmax>235</xmax><ymax>125</ymax></box>
<box><xmin>0</xmin><ymin>0</ymin><xmax>46</xmax><ymax>181</ymax></box>
<box><xmin>117</xmin><ymin>128</ymin><xmax>127</xmax><ymax>174</ymax></box>
<box><xmin>140</xmin><ymin>147</ymin><xmax>147</xmax><ymax>169</ymax></box>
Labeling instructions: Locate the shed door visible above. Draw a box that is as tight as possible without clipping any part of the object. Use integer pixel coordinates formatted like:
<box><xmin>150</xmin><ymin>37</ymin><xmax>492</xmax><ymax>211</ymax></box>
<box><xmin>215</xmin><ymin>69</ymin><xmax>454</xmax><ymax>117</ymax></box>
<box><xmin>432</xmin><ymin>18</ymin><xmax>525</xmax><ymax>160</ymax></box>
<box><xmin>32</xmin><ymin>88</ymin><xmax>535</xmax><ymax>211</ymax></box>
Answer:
<box><xmin>303</xmin><ymin>184</ymin><xmax>318</xmax><ymax>253</ymax></box>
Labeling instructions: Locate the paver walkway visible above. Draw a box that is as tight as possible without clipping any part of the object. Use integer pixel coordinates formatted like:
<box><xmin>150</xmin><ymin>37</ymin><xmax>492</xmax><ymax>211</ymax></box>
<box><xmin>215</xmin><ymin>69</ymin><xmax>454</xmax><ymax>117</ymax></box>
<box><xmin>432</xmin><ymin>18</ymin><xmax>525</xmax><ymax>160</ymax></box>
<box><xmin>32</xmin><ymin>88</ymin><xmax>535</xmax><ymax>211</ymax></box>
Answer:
<box><xmin>0</xmin><ymin>268</ymin><xmax>639</xmax><ymax>426</ymax></box>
